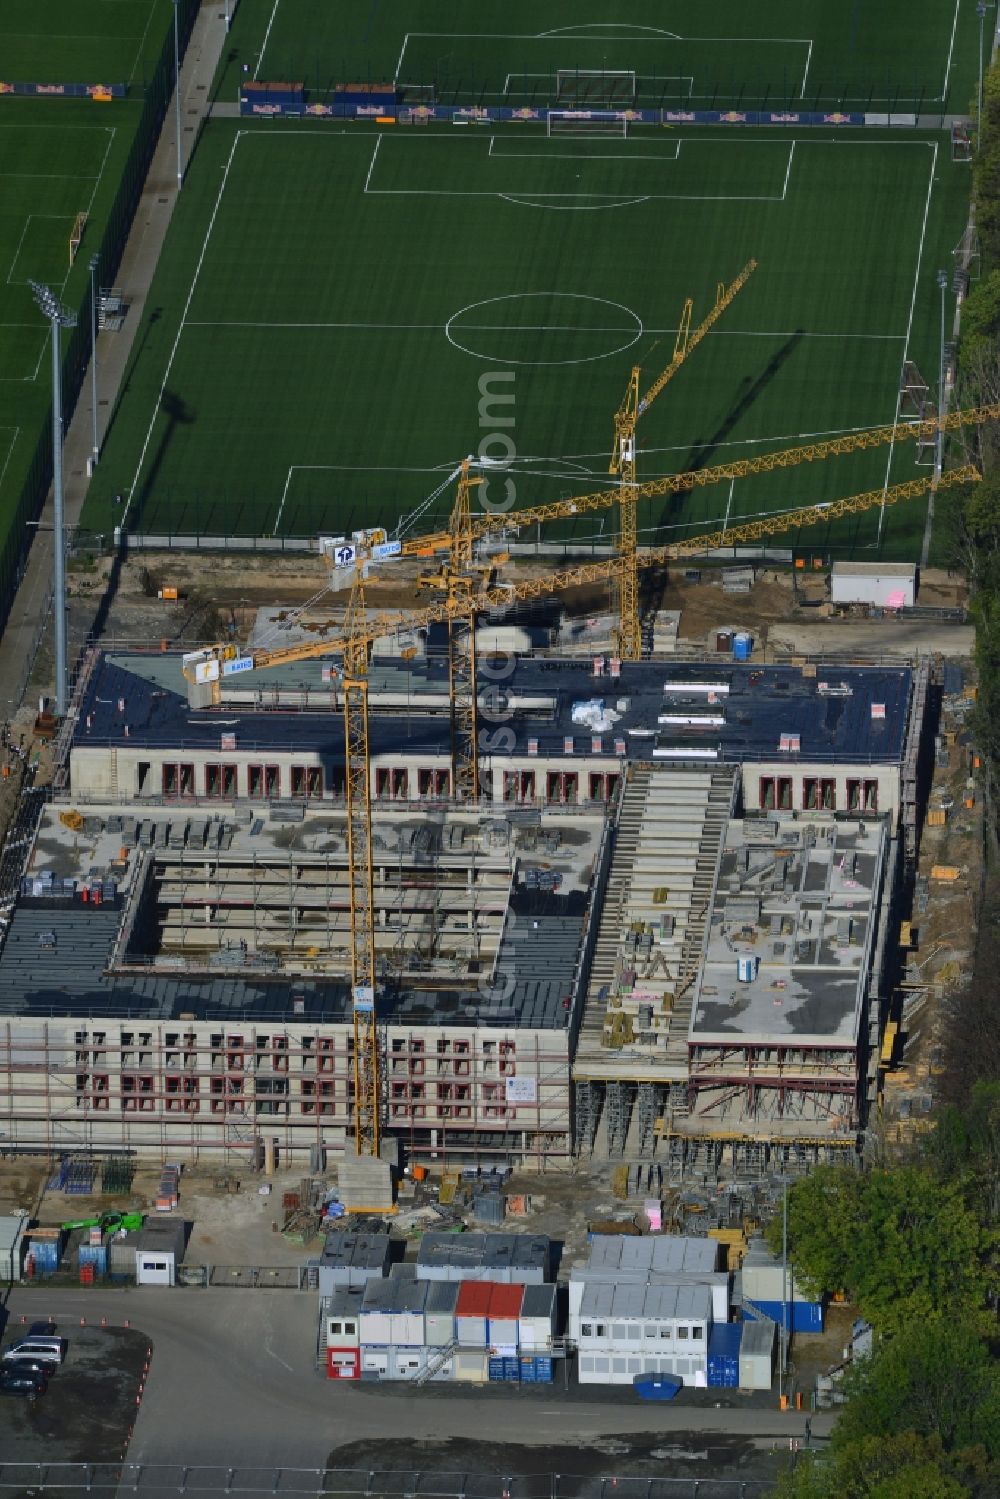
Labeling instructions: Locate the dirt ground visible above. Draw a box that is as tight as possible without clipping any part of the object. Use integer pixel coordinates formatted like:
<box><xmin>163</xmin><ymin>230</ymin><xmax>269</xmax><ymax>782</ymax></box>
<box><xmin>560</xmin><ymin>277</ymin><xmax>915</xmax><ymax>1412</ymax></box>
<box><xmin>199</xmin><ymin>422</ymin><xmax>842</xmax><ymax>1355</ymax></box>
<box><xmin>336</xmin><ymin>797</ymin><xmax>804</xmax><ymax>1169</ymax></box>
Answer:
<box><xmin>880</xmin><ymin>681</ymin><xmax>981</xmax><ymax>1145</ymax></box>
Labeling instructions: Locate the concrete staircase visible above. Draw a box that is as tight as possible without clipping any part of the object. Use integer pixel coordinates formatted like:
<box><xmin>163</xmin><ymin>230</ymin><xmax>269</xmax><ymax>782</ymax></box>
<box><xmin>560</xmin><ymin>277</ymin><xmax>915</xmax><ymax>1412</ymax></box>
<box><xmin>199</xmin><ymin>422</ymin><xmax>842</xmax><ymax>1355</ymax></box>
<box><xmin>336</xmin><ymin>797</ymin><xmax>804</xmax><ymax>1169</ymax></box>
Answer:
<box><xmin>578</xmin><ymin>765</ymin><xmax>651</xmax><ymax>1053</ymax></box>
<box><xmin>664</xmin><ymin>766</ymin><xmax>737</xmax><ymax>1069</ymax></box>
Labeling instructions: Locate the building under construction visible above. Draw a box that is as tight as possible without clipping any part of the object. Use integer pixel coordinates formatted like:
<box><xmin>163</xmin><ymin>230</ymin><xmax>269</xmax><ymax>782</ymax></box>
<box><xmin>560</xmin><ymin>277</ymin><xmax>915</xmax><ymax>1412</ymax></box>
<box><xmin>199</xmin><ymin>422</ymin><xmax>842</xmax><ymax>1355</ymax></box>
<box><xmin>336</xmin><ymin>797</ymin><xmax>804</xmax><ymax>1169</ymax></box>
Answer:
<box><xmin>0</xmin><ymin>646</ymin><xmax>926</xmax><ymax>1171</ymax></box>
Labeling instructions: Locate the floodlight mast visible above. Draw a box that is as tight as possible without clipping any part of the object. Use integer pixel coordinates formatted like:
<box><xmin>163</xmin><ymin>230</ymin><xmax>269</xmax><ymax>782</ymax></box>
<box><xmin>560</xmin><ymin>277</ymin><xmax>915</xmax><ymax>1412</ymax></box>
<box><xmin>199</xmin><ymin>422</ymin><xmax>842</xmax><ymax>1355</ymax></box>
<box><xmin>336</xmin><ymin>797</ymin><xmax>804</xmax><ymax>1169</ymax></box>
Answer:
<box><xmin>29</xmin><ymin>280</ymin><xmax>76</xmax><ymax>718</ymax></box>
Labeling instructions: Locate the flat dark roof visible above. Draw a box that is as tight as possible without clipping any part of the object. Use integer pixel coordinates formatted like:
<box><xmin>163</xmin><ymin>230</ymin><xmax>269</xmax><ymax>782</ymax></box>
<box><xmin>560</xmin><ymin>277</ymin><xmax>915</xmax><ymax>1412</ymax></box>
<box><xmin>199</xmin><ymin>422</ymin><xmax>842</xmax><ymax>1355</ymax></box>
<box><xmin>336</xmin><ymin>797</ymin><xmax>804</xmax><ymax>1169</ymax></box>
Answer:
<box><xmin>75</xmin><ymin>654</ymin><xmax>912</xmax><ymax>767</ymax></box>
<box><xmin>0</xmin><ymin>890</ymin><xmax>581</xmax><ymax>1029</ymax></box>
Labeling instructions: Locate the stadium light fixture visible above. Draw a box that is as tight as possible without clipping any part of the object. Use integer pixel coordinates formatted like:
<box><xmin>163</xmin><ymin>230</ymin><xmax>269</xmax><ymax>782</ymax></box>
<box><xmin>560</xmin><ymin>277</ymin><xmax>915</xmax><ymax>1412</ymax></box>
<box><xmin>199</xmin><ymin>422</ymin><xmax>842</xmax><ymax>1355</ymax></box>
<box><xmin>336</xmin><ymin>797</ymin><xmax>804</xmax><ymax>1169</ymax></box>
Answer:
<box><xmin>28</xmin><ymin>280</ymin><xmax>77</xmax><ymax>719</ymax></box>
<box><xmin>172</xmin><ymin>0</ymin><xmax>183</xmax><ymax>191</ymax></box>
<box><xmin>936</xmin><ymin>269</ymin><xmax>948</xmax><ymax>480</ymax></box>
<box><xmin>88</xmin><ymin>254</ymin><xmax>100</xmax><ymax>469</ymax></box>
<box><xmin>978</xmin><ymin>2</ymin><xmax>988</xmax><ymax>140</ymax></box>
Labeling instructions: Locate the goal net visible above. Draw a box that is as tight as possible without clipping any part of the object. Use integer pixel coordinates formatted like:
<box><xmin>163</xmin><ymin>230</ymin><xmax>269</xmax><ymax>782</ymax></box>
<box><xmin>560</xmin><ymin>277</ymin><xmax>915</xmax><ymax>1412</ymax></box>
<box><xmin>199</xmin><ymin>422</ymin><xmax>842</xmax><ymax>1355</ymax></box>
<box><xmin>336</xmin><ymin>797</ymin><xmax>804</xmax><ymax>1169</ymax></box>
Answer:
<box><xmin>547</xmin><ymin>110</ymin><xmax>629</xmax><ymax>137</ymax></box>
<box><xmin>557</xmin><ymin>69</ymin><xmax>636</xmax><ymax>105</ymax></box>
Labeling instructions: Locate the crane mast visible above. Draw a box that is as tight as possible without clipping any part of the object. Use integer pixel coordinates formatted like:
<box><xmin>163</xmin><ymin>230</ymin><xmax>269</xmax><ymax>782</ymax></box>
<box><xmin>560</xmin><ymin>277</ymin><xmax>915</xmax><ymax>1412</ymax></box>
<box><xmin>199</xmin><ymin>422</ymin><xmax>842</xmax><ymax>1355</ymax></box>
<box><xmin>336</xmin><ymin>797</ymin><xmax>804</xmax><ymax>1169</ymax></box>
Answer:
<box><xmin>342</xmin><ymin>567</ymin><xmax>379</xmax><ymax>1158</ymax></box>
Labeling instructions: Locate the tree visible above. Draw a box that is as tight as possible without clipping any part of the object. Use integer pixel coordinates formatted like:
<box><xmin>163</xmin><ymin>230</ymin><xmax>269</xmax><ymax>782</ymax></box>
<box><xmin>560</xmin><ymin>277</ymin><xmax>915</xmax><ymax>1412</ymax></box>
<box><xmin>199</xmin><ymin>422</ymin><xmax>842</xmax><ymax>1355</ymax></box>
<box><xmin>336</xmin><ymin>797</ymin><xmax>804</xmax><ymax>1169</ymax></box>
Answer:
<box><xmin>929</xmin><ymin>1077</ymin><xmax>1000</xmax><ymax>1224</ymax></box>
<box><xmin>836</xmin><ymin>1319</ymin><xmax>1000</xmax><ymax>1459</ymax></box>
<box><xmin>767</xmin><ymin>1166</ymin><xmax>991</xmax><ymax>1333</ymax></box>
<box><xmin>776</xmin><ymin>1434</ymin><xmax>986</xmax><ymax>1499</ymax></box>
<box><xmin>763</xmin><ymin>1165</ymin><xmax>863</xmax><ymax>1300</ymax></box>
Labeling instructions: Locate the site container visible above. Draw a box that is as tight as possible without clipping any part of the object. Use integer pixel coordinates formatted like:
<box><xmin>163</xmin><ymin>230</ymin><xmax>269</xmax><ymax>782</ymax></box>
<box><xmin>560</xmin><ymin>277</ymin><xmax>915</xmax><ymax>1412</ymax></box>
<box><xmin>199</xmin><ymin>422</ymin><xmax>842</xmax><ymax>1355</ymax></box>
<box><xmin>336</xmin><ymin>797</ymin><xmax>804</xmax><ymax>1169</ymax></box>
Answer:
<box><xmin>78</xmin><ymin>1244</ymin><xmax>107</xmax><ymax>1275</ymax></box>
<box><xmin>487</xmin><ymin>1283</ymin><xmax>524</xmax><ymax>1350</ymax></box>
<box><xmin>326</xmin><ymin>1348</ymin><xmax>360</xmax><ymax>1381</ymax></box>
<box><xmin>424</xmin><ymin>1280</ymin><xmax>459</xmax><ymax>1346</ymax></box>
<box><xmin>745</xmin><ymin>1299</ymin><xmax>824</xmax><ymax>1334</ymax></box>
<box><xmin>738</xmin><ymin>1319</ymin><xmax>775</xmax><ymax>1390</ymax></box>
<box><xmin>518</xmin><ymin>1282</ymin><xmax>556</xmax><ymax>1350</ymax></box>
<box><xmin>707</xmin><ymin>1323</ymin><xmax>742</xmax><ymax>1388</ymax></box>
<box><xmin>453</xmin><ymin>1350</ymin><xmax>488</xmax><ymax>1383</ymax></box>
<box><xmin>25</xmin><ymin>1239</ymin><xmax>60</xmax><ymax>1275</ymax></box>
<box><xmin>455</xmin><ymin>1281</ymin><xmax>492</xmax><ymax>1346</ymax></box>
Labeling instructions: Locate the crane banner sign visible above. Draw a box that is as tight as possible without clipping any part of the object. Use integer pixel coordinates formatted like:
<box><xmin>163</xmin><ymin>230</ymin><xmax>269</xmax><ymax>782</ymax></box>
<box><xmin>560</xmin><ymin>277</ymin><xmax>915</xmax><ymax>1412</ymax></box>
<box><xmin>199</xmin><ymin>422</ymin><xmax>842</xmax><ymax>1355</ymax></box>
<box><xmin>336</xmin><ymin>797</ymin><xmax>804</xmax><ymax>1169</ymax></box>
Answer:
<box><xmin>221</xmin><ymin>656</ymin><xmax>254</xmax><ymax>676</ymax></box>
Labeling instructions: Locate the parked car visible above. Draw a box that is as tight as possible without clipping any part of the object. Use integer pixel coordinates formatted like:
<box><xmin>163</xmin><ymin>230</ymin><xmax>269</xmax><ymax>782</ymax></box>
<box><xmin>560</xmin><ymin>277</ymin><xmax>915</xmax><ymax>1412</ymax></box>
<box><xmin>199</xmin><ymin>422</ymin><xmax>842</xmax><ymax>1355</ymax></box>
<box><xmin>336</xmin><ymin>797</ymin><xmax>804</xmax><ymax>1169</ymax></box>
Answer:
<box><xmin>26</xmin><ymin>1321</ymin><xmax>58</xmax><ymax>1339</ymax></box>
<box><xmin>0</xmin><ymin>1366</ymin><xmax>47</xmax><ymax>1398</ymax></box>
<box><xmin>2</xmin><ymin>1336</ymin><xmax>65</xmax><ymax>1366</ymax></box>
<box><xmin>2</xmin><ymin>1359</ymin><xmax>54</xmax><ymax>1381</ymax></box>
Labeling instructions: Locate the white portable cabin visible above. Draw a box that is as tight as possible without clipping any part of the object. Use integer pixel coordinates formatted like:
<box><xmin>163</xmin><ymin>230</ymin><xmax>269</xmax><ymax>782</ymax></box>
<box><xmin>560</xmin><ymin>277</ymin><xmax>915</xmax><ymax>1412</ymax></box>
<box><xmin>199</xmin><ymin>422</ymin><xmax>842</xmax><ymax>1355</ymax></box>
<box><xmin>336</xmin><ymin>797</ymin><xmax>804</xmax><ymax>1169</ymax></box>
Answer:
<box><xmin>830</xmin><ymin>561</ymin><xmax>915</xmax><ymax>609</ymax></box>
<box><xmin>518</xmin><ymin>1282</ymin><xmax>557</xmax><ymax>1351</ymax></box>
<box><xmin>135</xmin><ymin>1217</ymin><xmax>185</xmax><ymax>1286</ymax></box>
<box><xmin>574</xmin><ymin>1281</ymin><xmax>713</xmax><ymax>1386</ymax></box>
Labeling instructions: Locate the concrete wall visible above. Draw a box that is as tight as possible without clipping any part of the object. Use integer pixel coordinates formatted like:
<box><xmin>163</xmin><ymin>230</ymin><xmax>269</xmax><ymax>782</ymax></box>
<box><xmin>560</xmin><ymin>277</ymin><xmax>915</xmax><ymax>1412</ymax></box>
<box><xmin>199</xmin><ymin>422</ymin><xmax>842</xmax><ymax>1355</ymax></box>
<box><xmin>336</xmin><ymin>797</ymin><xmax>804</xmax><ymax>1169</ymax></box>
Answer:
<box><xmin>0</xmin><ymin>1017</ymin><xmax>571</xmax><ymax>1163</ymax></box>
<box><xmin>746</xmin><ymin>762</ymin><xmax>901</xmax><ymax>826</ymax></box>
<box><xmin>68</xmin><ymin>741</ymin><xmax>625</xmax><ymax>808</ymax></box>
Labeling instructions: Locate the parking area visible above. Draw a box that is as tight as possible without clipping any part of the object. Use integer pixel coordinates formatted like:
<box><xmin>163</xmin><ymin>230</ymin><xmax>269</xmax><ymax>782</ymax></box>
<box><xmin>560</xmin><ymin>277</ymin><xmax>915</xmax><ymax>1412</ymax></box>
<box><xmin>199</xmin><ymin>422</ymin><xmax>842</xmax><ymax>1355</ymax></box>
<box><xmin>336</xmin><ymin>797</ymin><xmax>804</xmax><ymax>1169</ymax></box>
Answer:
<box><xmin>0</xmin><ymin>1321</ymin><xmax>150</xmax><ymax>1462</ymax></box>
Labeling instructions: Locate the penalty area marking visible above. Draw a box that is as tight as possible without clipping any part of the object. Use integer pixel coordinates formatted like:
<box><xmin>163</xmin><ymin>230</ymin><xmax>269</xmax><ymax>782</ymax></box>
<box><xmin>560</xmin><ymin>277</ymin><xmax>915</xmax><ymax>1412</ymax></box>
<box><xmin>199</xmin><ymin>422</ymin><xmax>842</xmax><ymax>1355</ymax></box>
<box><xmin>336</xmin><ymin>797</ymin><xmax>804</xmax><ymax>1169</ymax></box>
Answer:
<box><xmin>394</xmin><ymin>31</ymin><xmax>813</xmax><ymax>91</ymax></box>
<box><xmin>365</xmin><ymin>134</ymin><xmax>796</xmax><ymax>206</ymax></box>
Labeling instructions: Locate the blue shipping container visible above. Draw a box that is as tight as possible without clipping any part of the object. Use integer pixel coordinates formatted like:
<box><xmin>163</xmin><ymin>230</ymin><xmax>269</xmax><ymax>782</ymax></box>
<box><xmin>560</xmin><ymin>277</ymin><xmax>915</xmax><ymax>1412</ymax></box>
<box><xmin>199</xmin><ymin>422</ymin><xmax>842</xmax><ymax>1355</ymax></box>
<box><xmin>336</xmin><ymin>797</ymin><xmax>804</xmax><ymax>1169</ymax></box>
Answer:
<box><xmin>488</xmin><ymin>1357</ymin><xmax>506</xmax><ymax>1381</ymax></box>
<box><xmin>707</xmin><ymin>1323</ymin><xmax>742</xmax><ymax>1388</ymax></box>
<box><xmin>27</xmin><ymin>1241</ymin><xmax>60</xmax><ymax>1271</ymax></box>
<box><xmin>78</xmin><ymin>1244</ymin><xmax>107</xmax><ymax>1273</ymax></box>
<box><xmin>533</xmin><ymin>1356</ymin><xmax>553</xmax><ymax>1384</ymax></box>
<box><xmin>745</xmin><ymin>1300</ymin><xmax>824</xmax><ymax>1334</ymax></box>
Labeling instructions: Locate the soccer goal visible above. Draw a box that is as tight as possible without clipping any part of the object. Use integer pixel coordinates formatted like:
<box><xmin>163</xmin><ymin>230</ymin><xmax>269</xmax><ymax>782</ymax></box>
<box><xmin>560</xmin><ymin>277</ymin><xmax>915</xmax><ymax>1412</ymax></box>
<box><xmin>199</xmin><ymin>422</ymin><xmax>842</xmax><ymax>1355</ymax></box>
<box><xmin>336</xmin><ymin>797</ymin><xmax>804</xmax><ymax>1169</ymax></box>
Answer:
<box><xmin>557</xmin><ymin>68</ymin><xmax>636</xmax><ymax>106</ymax></box>
<box><xmin>547</xmin><ymin>110</ymin><xmax>629</xmax><ymax>137</ymax></box>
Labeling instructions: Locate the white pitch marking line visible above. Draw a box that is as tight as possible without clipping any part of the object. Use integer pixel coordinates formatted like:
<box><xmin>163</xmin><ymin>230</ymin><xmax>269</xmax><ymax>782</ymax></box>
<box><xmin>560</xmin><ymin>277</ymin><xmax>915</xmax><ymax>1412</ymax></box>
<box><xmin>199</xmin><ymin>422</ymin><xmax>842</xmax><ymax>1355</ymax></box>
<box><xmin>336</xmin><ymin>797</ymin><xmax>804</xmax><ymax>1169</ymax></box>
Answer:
<box><xmin>0</xmin><ymin>427</ymin><xmax>19</xmax><ymax>494</ymax></box>
<box><xmin>781</xmin><ymin>140</ymin><xmax>795</xmax><ymax>199</ymax></box>
<box><xmin>399</xmin><ymin>30</ymin><xmax>812</xmax><ymax>46</ymax></box>
<box><xmin>942</xmin><ymin>0</ymin><xmax>961</xmax><ymax>104</ymax></box>
<box><xmin>538</xmin><ymin>24</ymin><xmax>682</xmax><ymax>38</ymax></box>
<box><xmin>128</xmin><ymin>0</ymin><xmax>160</xmax><ymax>86</ymax></box>
<box><xmin>488</xmin><ymin>136</ymin><xmax>681</xmax><ymax>162</ymax></box>
<box><xmin>256</xmin><ymin>0</ymin><xmax>282</xmax><ymax>80</ymax></box>
<box><xmin>879</xmin><ymin>141</ymin><xmax>938</xmax><ymax>543</ymax></box>
<box><xmin>721</xmin><ymin>480</ymin><xmax>736</xmax><ymax>539</ymax></box>
<box><xmin>0</xmin><ymin>171</ymin><xmax>100</xmax><ymax>180</ymax></box>
<box><xmin>124</xmin><ymin>130</ymin><xmax>244</xmax><ymax>524</ymax></box>
<box><xmin>364</xmin><ymin>134</ymin><xmax>383</xmax><ymax>194</ymax></box>
<box><xmin>394</xmin><ymin>31</ymin><xmax>411</xmax><ymax>81</ymax></box>
<box><xmin>273</xmin><ymin>466</ymin><xmax>296</xmax><ymax>535</ymax></box>
<box><xmin>6</xmin><ymin>219</ymin><xmax>32</xmax><ymax>286</ymax></box>
<box><xmin>800</xmin><ymin>40</ymin><xmax>814</xmax><ymax>99</ymax></box>
<box><xmin>184</xmin><ymin>319</ymin><xmax>904</xmax><ymax>341</ymax></box>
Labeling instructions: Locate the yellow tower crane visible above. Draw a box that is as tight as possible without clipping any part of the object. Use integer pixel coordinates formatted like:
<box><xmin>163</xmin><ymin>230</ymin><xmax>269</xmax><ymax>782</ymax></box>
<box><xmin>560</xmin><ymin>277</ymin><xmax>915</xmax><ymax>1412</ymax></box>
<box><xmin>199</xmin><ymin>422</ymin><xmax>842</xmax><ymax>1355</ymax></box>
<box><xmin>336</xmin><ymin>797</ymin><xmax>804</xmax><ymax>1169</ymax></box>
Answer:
<box><xmin>182</xmin><ymin>461</ymin><xmax>978</xmax><ymax>1158</ymax></box>
<box><xmin>609</xmin><ymin>260</ymin><xmax>758</xmax><ymax>659</ymax></box>
<box><xmin>387</xmin><ymin>403</ymin><xmax>1000</xmax><ymax>634</ymax></box>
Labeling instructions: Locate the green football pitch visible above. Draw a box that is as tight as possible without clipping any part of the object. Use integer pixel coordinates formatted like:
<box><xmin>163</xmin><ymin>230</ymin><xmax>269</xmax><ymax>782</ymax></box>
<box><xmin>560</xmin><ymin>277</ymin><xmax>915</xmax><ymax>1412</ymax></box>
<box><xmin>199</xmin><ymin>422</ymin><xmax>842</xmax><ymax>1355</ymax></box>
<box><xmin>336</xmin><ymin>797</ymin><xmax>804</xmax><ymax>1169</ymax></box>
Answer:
<box><xmin>221</xmin><ymin>0</ymin><xmax>976</xmax><ymax>117</ymax></box>
<box><xmin>0</xmin><ymin>0</ymin><xmax>177</xmax><ymax>620</ymax></box>
<box><xmin>0</xmin><ymin>0</ymin><xmax>167</xmax><ymax>85</ymax></box>
<box><xmin>80</xmin><ymin>1</ymin><xmax>979</xmax><ymax>561</ymax></box>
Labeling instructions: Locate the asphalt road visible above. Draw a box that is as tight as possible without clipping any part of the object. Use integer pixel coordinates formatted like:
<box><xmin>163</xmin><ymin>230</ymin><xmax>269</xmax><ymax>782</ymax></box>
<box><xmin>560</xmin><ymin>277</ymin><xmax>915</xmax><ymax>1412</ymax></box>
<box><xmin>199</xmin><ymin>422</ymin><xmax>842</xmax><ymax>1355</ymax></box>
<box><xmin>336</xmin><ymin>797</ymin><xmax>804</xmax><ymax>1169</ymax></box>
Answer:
<box><xmin>3</xmin><ymin>1288</ymin><xmax>832</xmax><ymax>1473</ymax></box>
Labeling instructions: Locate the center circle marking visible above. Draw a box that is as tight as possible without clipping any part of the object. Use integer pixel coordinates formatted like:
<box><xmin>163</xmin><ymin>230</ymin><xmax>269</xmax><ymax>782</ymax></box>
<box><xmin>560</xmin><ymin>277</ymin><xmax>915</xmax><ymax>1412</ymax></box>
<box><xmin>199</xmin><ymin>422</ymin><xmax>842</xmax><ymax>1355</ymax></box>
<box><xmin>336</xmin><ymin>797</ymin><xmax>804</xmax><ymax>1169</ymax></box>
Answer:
<box><xmin>444</xmin><ymin>291</ymin><xmax>643</xmax><ymax>366</ymax></box>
